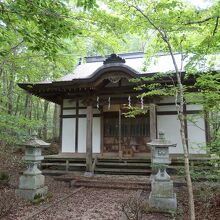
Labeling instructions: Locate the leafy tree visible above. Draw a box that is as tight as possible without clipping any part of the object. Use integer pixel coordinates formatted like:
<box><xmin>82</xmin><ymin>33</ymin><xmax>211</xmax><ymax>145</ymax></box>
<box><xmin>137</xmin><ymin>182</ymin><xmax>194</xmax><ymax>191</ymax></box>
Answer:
<box><xmin>103</xmin><ymin>0</ymin><xmax>220</xmax><ymax>219</ymax></box>
<box><xmin>0</xmin><ymin>0</ymin><xmax>132</xmax><ymax>147</ymax></box>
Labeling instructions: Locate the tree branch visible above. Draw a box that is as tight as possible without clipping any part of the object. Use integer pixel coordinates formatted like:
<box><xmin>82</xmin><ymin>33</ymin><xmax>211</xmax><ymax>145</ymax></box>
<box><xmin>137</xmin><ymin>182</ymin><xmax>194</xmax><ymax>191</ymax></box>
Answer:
<box><xmin>212</xmin><ymin>16</ymin><xmax>219</xmax><ymax>36</ymax></box>
<box><xmin>185</xmin><ymin>16</ymin><xmax>214</xmax><ymax>25</ymax></box>
<box><xmin>129</xmin><ymin>4</ymin><xmax>167</xmax><ymax>42</ymax></box>
<box><xmin>10</xmin><ymin>40</ymin><xmax>24</xmax><ymax>53</ymax></box>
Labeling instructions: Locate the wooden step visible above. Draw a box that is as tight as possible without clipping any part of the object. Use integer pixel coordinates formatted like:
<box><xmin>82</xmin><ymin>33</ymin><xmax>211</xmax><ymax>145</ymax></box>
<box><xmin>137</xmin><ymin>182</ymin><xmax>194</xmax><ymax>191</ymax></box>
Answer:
<box><xmin>43</xmin><ymin>159</ymin><xmax>86</xmax><ymax>163</ymax></box>
<box><xmin>96</xmin><ymin>162</ymin><xmax>151</xmax><ymax>167</ymax></box>
<box><xmin>94</xmin><ymin>168</ymin><xmax>151</xmax><ymax>175</ymax></box>
<box><xmin>41</xmin><ymin>163</ymin><xmax>86</xmax><ymax>167</ymax></box>
<box><xmin>42</xmin><ymin>170</ymin><xmax>70</xmax><ymax>176</ymax></box>
<box><xmin>97</xmin><ymin>158</ymin><xmax>150</xmax><ymax>163</ymax></box>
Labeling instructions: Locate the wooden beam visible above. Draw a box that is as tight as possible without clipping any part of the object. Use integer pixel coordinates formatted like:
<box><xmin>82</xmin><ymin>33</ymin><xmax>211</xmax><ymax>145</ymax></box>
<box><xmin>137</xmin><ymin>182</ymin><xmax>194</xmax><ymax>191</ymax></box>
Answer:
<box><xmin>150</xmin><ymin>104</ymin><xmax>157</xmax><ymax>140</ymax></box>
<box><xmin>86</xmin><ymin>103</ymin><xmax>93</xmax><ymax>172</ymax></box>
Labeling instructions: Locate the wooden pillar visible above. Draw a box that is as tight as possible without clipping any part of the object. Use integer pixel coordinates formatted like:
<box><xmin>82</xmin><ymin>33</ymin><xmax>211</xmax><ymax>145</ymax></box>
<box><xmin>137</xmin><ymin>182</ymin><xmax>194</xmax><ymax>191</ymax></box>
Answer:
<box><xmin>118</xmin><ymin>107</ymin><xmax>122</xmax><ymax>158</ymax></box>
<box><xmin>100</xmin><ymin>106</ymin><xmax>104</xmax><ymax>156</ymax></box>
<box><xmin>150</xmin><ymin>104</ymin><xmax>157</xmax><ymax>171</ymax></box>
<box><xmin>150</xmin><ymin>104</ymin><xmax>157</xmax><ymax>140</ymax></box>
<box><xmin>59</xmin><ymin>100</ymin><xmax>63</xmax><ymax>154</ymax></box>
<box><xmin>75</xmin><ymin>99</ymin><xmax>79</xmax><ymax>153</ymax></box>
<box><xmin>86</xmin><ymin>104</ymin><xmax>93</xmax><ymax>172</ymax></box>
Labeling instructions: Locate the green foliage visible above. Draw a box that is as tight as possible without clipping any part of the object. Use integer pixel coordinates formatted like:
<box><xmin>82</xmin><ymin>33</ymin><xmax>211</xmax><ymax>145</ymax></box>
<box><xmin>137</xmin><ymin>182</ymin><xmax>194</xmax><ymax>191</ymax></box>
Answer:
<box><xmin>0</xmin><ymin>0</ymin><xmax>132</xmax><ymax>146</ymax></box>
<box><xmin>77</xmin><ymin>0</ymin><xmax>97</xmax><ymax>10</ymax></box>
<box><xmin>194</xmin><ymin>182</ymin><xmax>220</xmax><ymax>214</ymax></box>
<box><xmin>0</xmin><ymin>111</ymin><xmax>41</xmax><ymax>145</ymax></box>
<box><xmin>123</xmin><ymin>106</ymin><xmax>149</xmax><ymax>118</ymax></box>
<box><xmin>186</xmin><ymin>70</ymin><xmax>220</xmax><ymax>158</ymax></box>
<box><xmin>32</xmin><ymin>192</ymin><xmax>53</xmax><ymax>204</ymax></box>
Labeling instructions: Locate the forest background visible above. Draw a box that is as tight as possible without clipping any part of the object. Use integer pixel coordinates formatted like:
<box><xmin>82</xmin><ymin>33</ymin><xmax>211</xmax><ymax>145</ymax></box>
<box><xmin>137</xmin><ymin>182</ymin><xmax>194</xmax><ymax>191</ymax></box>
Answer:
<box><xmin>0</xmin><ymin>0</ymin><xmax>219</xmax><ymax>160</ymax></box>
<box><xmin>1</xmin><ymin>1</ymin><xmax>220</xmax><ymax>219</ymax></box>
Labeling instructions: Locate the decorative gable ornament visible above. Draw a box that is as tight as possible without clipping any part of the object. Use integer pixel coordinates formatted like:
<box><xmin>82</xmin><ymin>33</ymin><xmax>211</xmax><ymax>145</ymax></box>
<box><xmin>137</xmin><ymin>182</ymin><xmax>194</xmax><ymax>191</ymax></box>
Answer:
<box><xmin>103</xmin><ymin>54</ymin><xmax>126</xmax><ymax>65</ymax></box>
<box><xmin>108</xmin><ymin>75</ymin><xmax>121</xmax><ymax>83</ymax></box>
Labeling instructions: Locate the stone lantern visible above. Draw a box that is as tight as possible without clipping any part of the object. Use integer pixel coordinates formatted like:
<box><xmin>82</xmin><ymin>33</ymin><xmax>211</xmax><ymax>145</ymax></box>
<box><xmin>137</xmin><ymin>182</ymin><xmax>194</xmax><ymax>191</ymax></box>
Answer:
<box><xmin>16</xmin><ymin>134</ymin><xmax>50</xmax><ymax>201</ymax></box>
<box><xmin>147</xmin><ymin>131</ymin><xmax>177</xmax><ymax>211</ymax></box>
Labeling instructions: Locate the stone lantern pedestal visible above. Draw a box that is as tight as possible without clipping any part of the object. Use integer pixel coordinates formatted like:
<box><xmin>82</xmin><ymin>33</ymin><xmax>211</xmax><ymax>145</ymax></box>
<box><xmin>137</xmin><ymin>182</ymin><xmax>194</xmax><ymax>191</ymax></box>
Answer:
<box><xmin>147</xmin><ymin>132</ymin><xmax>177</xmax><ymax>211</ymax></box>
<box><xmin>16</xmin><ymin>135</ymin><xmax>50</xmax><ymax>201</ymax></box>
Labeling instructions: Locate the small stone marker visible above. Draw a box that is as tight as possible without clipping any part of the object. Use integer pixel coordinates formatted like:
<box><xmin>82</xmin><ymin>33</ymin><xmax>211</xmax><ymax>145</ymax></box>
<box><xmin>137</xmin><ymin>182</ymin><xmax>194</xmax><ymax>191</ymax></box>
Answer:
<box><xmin>16</xmin><ymin>134</ymin><xmax>50</xmax><ymax>201</ymax></box>
<box><xmin>147</xmin><ymin>131</ymin><xmax>177</xmax><ymax>212</ymax></box>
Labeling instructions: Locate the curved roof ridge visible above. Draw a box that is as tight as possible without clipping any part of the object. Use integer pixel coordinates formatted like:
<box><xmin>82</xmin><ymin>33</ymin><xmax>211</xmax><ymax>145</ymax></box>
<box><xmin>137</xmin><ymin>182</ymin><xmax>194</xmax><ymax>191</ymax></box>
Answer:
<box><xmin>83</xmin><ymin>63</ymin><xmax>140</xmax><ymax>81</ymax></box>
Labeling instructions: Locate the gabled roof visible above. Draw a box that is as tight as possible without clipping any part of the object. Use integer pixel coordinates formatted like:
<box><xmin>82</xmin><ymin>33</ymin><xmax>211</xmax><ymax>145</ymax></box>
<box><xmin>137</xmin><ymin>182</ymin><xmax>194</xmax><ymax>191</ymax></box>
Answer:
<box><xmin>18</xmin><ymin>52</ymin><xmax>219</xmax><ymax>104</ymax></box>
<box><xmin>58</xmin><ymin>52</ymin><xmax>184</xmax><ymax>81</ymax></box>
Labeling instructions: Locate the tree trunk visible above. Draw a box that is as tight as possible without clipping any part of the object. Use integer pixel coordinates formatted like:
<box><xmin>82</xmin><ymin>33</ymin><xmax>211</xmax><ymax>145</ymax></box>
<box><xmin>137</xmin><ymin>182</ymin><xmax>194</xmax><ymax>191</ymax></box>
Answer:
<box><xmin>168</xmin><ymin>45</ymin><xmax>195</xmax><ymax>220</ymax></box>
<box><xmin>24</xmin><ymin>93</ymin><xmax>32</xmax><ymax>120</ymax></box>
<box><xmin>14</xmin><ymin>95</ymin><xmax>21</xmax><ymax>115</ymax></box>
<box><xmin>7</xmin><ymin>68</ymin><xmax>15</xmax><ymax>115</ymax></box>
<box><xmin>14</xmin><ymin>94</ymin><xmax>20</xmax><ymax>116</ymax></box>
<box><xmin>52</xmin><ymin>104</ymin><xmax>60</xmax><ymax>142</ymax></box>
<box><xmin>42</xmin><ymin>100</ymin><xmax>49</xmax><ymax>140</ymax></box>
<box><xmin>131</xmin><ymin>6</ymin><xmax>196</xmax><ymax>219</ymax></box>
<box><xmin>35</xmin><ymin>99</ymin><xmax>41</xmax><ymax>137</ymax></box>
<box><xmin>1</xmin><ymin>71</ymin><xmax>7</xmax><ymax>106</ymax></box>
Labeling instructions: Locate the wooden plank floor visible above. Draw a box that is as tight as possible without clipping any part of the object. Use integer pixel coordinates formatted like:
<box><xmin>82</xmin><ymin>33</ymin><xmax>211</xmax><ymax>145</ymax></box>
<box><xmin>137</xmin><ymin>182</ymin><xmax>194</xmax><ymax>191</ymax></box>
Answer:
<box><xmin>44</xmin><ymin>153</ymin><xmax>213</xmax><ymax>161</ymax></box>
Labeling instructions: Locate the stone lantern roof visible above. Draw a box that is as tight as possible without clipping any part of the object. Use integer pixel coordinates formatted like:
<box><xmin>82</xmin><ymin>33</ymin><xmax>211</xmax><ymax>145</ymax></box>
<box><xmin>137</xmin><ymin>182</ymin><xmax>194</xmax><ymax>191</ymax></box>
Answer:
<box><xmin>23</xmin><ymin>135</ymin><xmax>50</xmax><ymax>148</ymax></box>
<box><xmin>147</xmin><ymin>138</ymin><xmax>177</xmax><ymax>148</ymax></box>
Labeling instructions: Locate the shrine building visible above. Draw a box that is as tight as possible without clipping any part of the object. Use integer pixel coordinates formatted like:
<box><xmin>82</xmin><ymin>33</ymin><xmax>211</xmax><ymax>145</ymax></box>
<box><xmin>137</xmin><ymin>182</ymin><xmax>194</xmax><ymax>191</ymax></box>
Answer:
<box><xmin>18</xmin><ymin>52</ymin><xmax>208</xmax><ymax>172</ymax></box>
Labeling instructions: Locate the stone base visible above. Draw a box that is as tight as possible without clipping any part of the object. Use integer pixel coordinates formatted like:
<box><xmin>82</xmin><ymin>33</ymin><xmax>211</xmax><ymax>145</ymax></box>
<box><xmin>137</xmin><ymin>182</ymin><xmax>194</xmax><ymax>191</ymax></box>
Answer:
<box><xmin>84</xmin><ymin>172</ymin><xmax>94</xmax><ymax>177</ymax></box>
<box><xmin>151</xmin><ymin>180</ymin><xmax>174</xmax><ymax>198</ymax></box>
<box><xmin>19</xmin><ymin>174</ymin><xmax>45</xmax><ymax>189</ymax></box>
<box><xmin>150</xmin><ymin>174</ymin><xmax>155</xmax><ymax>181</ymax></box>
<box><xmin>149</xmin><ymin>192</ymin><xmax>177</xmax><ymax>211</ymax></box>
<box><xmin>16</xmin><ymin>186</ymin><xmax>48</xmax><ymax>201</ymax></box>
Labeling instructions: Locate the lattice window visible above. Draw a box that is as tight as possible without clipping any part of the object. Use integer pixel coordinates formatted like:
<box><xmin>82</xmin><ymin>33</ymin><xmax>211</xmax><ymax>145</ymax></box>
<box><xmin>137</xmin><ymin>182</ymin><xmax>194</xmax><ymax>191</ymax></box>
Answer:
<box><xmin>104</xmin><ymin>116</ymin><xmax>150</xmax><ymax>137</ymax></box>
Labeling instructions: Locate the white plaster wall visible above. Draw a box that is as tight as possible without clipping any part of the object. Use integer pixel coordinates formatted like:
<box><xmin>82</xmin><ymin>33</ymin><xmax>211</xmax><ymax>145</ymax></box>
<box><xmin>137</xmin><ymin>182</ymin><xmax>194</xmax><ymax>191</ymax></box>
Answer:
<box><xmin>78</xmin><ymin>118</ymin><xmax>86</xmax><ymax>153</ymax></box>
<box><xmin>63</xmin><ymin>99</ymin><xmax>76</xmax><ymax>108</ymax></box>
<box><xmin>157</xmin><ymin>105</ymin><xmax>177</xmax><ymax>112</ymax></box>
<box><xmin>187</xmin><ymin>115</ymin><xmax>206</xmax><ymax>154</ymax></box>
<box><xmin>62</xmin><ymin>118</ymin><xmax>75</xmax><ymax>153</ymax></box>
<box><xmin>157</xmin><ymin>115</ymin><xmax>183</xmax><ymax>154</ymax></box>
<box><xmin>63</xmin><ymin>109</ymin><xmax>76</xmax><ymax>115</ymax></box>
<box><xmin>93</xmin><ymin>117</ymin><xmax>101</xmax><ymax>153</ymax></box>
<box><xmin>79</xmin><ymin>109</ymin><xmax>87</xmax><ymax>114</ymax></box>
<box><xmin>156</xmin><ymin>104</ymin><xmax>202</xmax><ymax>112</ymax></box>
<box><xmin>78</xmin><ymin>117</ymin><xmax>101</xmax><ymax>153</ymax></box>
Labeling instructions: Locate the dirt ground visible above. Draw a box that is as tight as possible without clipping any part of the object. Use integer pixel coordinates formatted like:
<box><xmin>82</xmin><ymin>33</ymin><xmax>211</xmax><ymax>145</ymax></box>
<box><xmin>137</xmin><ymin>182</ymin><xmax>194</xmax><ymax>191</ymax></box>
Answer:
<box><xmin>0</xmin><ymin>151</ymin><xmax>220</xmax><ymax>220</ymax></box>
